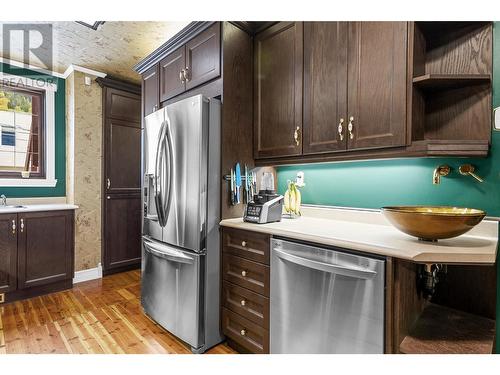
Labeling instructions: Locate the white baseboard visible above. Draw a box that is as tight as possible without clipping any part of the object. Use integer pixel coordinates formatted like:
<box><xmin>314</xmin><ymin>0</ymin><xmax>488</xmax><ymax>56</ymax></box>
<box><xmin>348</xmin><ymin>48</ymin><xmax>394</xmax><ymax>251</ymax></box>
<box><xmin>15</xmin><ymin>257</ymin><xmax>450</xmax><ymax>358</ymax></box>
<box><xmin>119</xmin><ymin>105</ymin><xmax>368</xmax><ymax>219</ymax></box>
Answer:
<box><xmin>73</xmin><ymin>263</ymin><xmax>103</xmax><ymax>284</ymax></box>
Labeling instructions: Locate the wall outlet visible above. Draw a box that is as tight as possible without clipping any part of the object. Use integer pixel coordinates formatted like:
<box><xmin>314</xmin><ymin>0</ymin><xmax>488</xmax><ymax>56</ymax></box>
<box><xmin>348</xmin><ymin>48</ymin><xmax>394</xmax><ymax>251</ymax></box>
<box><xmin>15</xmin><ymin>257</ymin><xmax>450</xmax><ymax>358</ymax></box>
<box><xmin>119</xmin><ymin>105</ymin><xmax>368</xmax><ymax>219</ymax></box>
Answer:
<box><xmin>495</xmin><ymin>107</ymin><xmax>500</xmax><ymax>130</ymax></box>
<box><xmin>295</xmin><ymin>171</ymin><xmax>305</xmax><ymax>187</ymax></box>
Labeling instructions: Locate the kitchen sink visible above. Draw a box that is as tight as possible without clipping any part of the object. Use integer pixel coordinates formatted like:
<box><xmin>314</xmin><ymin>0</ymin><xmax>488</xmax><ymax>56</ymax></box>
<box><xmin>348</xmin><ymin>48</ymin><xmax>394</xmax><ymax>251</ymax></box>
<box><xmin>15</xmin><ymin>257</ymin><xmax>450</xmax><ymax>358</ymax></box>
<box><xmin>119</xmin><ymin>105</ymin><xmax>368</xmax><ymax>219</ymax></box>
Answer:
<box><xmin>0</xmin><ymin>205</ymin><xmax>27</xmax><ymax>209</ymax></box>
<box><xmin>381</xmin><ymin>206</ymin><xmax>486</xmax><ymax>241</ymax></box>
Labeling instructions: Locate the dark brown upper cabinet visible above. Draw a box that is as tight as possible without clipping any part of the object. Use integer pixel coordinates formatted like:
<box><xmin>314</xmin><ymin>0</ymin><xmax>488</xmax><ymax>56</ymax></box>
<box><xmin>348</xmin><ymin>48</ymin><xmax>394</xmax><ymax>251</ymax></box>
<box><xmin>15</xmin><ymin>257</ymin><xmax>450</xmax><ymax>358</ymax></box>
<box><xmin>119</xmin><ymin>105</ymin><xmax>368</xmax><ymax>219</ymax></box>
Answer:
<box><xmin>159</xmin><ymin>23</ymin><xmax>221</xmax><ymax>102</ymax></box>
<box><xmin>0</xmin><ymin>213</ymin><xmax>17</xmax><ymax>294</ymax></box>
<box><xmin>346</xmin><ymin>22</ymin><xmax>408</xmax><ymax>150</ymax></box>
<box><xmin>142</xmin><ymin>65</ymin><xmax>159</xmax><ymax>116</ymax></box>
<box><xmin>160</xmin><ymin>46</ymin><xmax>187</xmax><ymax>102</ymax></box>
<box><xmin>254</xmin><ymin>22</ymin><xmax>303</xmax><ymax>159</ymax></box>
<box><xmin>185</xmin><ymin>23</ymin><xmax>221</xmax><ymax>90</ymax></box>
<box><xmin>254</xmin><ymin>21</ymin><xmax>491</xmax><ymax>166</ymax></box>
<box><xmin>303</xmin><ymin>22</ymin><xmax>348</xmax><ymax>155</ymax></box>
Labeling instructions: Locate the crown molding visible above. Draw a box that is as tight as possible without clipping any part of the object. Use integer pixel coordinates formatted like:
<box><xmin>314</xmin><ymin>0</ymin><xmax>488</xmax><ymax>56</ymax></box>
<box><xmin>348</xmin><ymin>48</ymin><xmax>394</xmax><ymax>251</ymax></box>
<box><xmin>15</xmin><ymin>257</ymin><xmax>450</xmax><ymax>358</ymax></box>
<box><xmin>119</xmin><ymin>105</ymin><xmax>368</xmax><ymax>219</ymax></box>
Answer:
<box><xmin>0</xmin><ymin>57</ymin><xmax>108</xmax><ymax>80</ymax></box>
<box><xmin>62</xmin><ymin>64</ymin><xmax>107</xmax><ymax>79</ymax></box>
<box><xmin>0</xmin><ymin>57</ymin><xmax>65</xmax><ymax>78</ymax></box>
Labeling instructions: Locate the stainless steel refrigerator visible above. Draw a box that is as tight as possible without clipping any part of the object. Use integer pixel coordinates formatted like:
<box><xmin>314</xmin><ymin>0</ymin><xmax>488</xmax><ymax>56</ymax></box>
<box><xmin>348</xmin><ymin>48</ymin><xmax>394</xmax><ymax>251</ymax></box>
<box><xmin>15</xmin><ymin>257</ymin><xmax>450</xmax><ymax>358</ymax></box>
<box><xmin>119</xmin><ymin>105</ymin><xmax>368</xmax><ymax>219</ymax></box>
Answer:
<box><xmin>141</xmin><ymin>94</ymin><xmax>222</xmax><ymax>353</ymax></box>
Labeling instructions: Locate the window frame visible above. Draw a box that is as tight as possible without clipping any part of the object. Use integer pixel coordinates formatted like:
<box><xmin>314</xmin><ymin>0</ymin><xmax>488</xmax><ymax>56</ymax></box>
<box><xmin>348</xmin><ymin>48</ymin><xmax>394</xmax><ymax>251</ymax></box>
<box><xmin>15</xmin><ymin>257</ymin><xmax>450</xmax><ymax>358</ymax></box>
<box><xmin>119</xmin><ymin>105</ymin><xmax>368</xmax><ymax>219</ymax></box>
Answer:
<box><xmin>0</xmin><ymin>83</ymin><xmax>46</xmax><ymax>179</ymax></box>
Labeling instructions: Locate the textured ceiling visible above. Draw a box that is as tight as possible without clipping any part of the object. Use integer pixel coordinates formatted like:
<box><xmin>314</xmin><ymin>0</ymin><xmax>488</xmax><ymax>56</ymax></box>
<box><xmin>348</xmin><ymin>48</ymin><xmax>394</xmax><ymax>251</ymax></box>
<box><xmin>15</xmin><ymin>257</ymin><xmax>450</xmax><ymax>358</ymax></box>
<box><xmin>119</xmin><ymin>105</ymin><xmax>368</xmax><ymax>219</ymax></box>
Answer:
<box><xmin>0</xmin><ymin>21</ymin><xmax>189</xmax><ymax>83</ymax></box>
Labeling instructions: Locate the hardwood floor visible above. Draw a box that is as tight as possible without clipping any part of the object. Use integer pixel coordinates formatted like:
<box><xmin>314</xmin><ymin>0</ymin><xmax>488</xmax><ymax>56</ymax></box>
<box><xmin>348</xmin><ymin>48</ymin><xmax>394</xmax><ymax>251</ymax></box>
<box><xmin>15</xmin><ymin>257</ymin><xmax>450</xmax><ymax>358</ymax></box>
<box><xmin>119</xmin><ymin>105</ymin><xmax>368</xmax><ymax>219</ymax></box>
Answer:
<box><xmin>0</xmin><ymin>270</ymin><xmax>236</xmax><ymax>354</ymax></box>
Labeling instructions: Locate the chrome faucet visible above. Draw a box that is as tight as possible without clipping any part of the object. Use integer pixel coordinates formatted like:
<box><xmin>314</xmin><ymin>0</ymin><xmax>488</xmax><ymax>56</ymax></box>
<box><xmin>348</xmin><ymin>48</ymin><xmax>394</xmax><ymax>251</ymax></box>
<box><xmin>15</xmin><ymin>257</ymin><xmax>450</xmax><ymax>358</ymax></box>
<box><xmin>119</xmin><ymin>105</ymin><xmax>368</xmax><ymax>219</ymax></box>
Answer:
<box><xmin>0</xmin><ymin>194</ymin><xmax>6</xmax><ymax>206</ymax></box>
<box><xmin>433</xmin><ymin>165</ymin><xmax>451</xmax><ymax>185</ymax></box>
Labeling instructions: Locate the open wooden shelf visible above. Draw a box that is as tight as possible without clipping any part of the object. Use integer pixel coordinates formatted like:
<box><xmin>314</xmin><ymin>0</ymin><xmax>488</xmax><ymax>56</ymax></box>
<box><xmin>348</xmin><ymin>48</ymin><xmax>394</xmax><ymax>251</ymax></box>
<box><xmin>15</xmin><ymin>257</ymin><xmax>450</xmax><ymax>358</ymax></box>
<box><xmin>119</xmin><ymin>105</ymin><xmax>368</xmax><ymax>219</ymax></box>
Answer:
<box><xmin>413</xmin><ymin>74</ymin><xmax>491</xmax><ymax>92</ymax></box>
<box><xmin>400</xmin><ymin>303</ymin><xmax>496</xmax><ymax>354</ymax></box>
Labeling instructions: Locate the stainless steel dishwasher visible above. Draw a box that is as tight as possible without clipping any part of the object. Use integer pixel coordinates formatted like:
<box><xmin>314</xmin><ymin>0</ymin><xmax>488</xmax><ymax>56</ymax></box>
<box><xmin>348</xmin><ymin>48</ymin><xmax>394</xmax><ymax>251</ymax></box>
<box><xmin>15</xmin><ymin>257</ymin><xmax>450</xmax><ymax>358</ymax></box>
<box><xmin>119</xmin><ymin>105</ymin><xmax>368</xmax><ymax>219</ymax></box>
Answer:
<box><xmin>270</xmin><ymin>238</ymin><xmax>385</xmax><ymax>354</ymax></box>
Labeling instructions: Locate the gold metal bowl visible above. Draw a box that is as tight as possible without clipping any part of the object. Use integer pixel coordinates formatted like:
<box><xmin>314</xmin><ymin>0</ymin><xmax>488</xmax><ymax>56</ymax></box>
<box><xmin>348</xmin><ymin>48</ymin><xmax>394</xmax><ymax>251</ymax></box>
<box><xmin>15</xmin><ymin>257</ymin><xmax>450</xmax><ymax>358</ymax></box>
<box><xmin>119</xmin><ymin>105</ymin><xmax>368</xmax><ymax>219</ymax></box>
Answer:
<box><xmin>381</xmin><ymin>206</ymin><xmax>486</xmax><ymax>241</ymax></box>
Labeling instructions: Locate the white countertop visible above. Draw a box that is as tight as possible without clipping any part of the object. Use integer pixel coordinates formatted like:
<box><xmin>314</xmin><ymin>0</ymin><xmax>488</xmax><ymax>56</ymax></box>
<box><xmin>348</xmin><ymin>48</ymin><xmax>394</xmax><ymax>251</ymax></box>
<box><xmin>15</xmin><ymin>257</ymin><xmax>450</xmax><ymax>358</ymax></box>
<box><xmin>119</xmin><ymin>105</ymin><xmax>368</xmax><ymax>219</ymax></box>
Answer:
<box><xmin>220</xmin><ymin>206</ymin><xmax>498</xmax><ymax>264</ymax></box>
<box><xmin>0</xmin><ymin>203</ymin><xmax>78</xmax><ymax>214</ymax></box>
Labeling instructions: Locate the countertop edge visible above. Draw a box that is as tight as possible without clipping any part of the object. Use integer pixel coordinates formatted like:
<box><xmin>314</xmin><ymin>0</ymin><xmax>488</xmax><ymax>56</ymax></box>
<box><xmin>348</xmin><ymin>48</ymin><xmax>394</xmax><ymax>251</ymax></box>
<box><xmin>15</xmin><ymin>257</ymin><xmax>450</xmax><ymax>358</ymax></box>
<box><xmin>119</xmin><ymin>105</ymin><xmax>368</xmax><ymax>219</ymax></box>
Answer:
<box><xmin>0</xmin><ymin>204</ymin><xmax>79</xmax><ymax>214</ymax></box>
<box><xmin>219</xmin><ymin>220</ymin><xmax>498</xmax><ymax>265</ymax></box>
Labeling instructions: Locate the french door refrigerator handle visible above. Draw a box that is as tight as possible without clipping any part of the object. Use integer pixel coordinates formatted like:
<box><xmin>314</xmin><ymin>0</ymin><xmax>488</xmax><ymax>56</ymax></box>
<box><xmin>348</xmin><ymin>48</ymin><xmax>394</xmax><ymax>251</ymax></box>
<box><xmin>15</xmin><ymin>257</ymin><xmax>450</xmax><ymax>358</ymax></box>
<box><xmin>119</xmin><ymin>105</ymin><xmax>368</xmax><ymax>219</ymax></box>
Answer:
<box><xmin>273</xmin><ymin>247</ymin><xmax>377</xmax><ymax>280</ymax></box>
<box><xmin>154</xmin><ymin>121</ymin><xmax>167</xmax><ymax>227</ymax></box>
<box><xmin>163</xmin><ymin>119</ymin><xmax>174</xmax><ymax>222</ymax></box>
<box><xmin>143</xmin><ymin>237</ymin><xmax>194</xmax><ymax>264</ymax></box>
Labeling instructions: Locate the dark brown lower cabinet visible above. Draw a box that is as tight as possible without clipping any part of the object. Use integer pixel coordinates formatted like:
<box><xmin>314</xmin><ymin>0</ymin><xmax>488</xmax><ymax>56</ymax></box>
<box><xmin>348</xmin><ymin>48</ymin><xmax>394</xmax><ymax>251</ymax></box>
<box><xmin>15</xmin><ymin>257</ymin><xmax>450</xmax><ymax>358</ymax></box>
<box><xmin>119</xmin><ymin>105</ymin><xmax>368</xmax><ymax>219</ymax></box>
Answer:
<box><xmin>221</xmin><ymin>227</ymin><xmax>270</xmax><ymax>353</ymax></box>
<box><xmin>222</xmin><ymin>307</ymin><xmax>269</xmax><ymax>354</ymax></box>
<box><xmin>0</xmin><ymin>210</ymin><xmax>75</xmax><ymax>304</ymax></box>
<box><xmin>103</xmin><ymin>194</ymin><xmax>142</xmax><ymax>273</ymax></box>
<box><xmin>18</xmin><ymin>211</ymin><xmax>74</xmax><ymax>289</ymax></box>
<box><xmin>0</xmin><ymin>213</ymin><xmax>17</xmax><ymax>294</ymax></box>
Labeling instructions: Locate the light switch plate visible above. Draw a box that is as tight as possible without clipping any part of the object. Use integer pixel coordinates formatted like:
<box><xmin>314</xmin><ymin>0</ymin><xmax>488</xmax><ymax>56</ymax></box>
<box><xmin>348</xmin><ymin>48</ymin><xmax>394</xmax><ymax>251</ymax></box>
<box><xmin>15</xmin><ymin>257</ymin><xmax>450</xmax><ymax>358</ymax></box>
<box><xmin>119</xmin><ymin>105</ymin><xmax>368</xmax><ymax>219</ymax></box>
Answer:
<box><xmin>495</xmin><ymin>107</ymin><xmax>500</xmax><ymax>130</ymax></box>
<box><xmin>0</xmin><ymin>293</ymin><xmax>4</xmax><ymax>304</ymax></box>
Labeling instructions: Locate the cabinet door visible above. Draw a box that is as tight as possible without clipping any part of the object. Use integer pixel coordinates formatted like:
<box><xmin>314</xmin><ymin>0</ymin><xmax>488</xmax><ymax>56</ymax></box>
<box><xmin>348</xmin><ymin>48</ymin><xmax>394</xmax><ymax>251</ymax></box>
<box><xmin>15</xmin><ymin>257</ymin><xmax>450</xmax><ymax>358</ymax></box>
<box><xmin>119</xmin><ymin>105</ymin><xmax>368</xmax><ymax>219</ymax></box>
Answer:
<box><xmin>104</xmin><ymin>88</ymin><xmax>142</xmax><ymax>195</ymax></box>
<box><xmin>104</xmin><ymin>194</ymin><xmax>142</xmax><ymax>272</ymax></box>
<box><xmin>0</xmin><ymin>214</ymin><xmax>17</xmax><ymax>293</ymax></box>
<box><xmin>142</xmin><ymin>64</ymin><xmax>159</xmax><ymax>117</ymax></box>
<box><xmin>347</xmin><ymin>22</ymin><xmax>407</xmax><ymax>150</ymax></box>
<box><xmin>159</xmin><ymin>46</ymin><xmax>186</xmax><ymax>102</ymax></box>
<box><xmin>254</xmin><ymin>22</ymin><xmax>303</xmax><ymax>159</ymax></box>
<box><xmin>185</xmin><ymin>23</ymin><xmax>221</xmax><ymax>90</ymax></box>
<box><xmin>17</xmin><ymin>211</ymin><xmax>74</xmax><ymax>289</ymax></box>
<box><xmin>303</xmin><ymin>22</ymin><xmax>348</xmax><ymax>154</ymax></box>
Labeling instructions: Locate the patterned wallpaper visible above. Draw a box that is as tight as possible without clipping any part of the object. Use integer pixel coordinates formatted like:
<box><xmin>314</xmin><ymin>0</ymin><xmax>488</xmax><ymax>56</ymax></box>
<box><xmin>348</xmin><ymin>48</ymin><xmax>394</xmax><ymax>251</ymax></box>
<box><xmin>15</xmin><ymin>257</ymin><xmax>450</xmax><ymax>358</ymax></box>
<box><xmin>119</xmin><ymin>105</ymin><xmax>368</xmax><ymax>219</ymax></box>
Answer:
<box><xmin>66</xmin><ymin>71</ymin><xmax>102</xmax><ymax>271</ymax></box>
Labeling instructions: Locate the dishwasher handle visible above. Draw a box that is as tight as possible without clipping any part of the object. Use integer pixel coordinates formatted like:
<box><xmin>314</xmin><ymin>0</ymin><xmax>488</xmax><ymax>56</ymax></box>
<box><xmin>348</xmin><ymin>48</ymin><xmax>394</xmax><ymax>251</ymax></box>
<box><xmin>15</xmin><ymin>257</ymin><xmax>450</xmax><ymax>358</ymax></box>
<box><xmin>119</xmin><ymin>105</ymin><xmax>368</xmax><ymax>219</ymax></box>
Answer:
<box><xmin>274</xmin><ymin>247</ymin><xmax>377</xmax><ymax>280</ymax></box>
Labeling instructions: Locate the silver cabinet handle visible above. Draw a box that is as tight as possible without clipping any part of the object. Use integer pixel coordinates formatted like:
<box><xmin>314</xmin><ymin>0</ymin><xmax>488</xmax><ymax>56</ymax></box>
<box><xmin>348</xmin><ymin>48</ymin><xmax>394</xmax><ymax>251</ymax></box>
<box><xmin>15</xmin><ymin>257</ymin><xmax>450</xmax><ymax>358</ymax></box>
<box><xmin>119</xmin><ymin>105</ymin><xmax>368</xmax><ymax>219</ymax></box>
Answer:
<box><xmin>240</xmin><ymin>300</ymin><xmax>246</xmax><ymax>306</ymax></box>
<box><xmin>20</xmin><ymin>219</ymin><xmax>24</xmax><ymax>233</ymax></box>
<box><xmin>11</xmin><ymin>219</ymin><xmax>15</xmax><ymax>234</ymax></box>
<box><xmin>241</xmin><ymin>270</ymin><xmax>247</xmax><ymax>277</ymax></box>
<box><xmin>274</xmin><ymin>248</ymin><xmax>376</xmax><ymax>280</ymax></box>
<box><xmin>183</xmin><ymin>67</ymin><xmax>190</xmax><ymax>82</ymax></box>
<box><xmin>179</xmin><ymin>69</ymin><xmax>185</xmax><ymax>83</ymax></box>
<box><xmin>240</xmin><ymin>329</ymin><xmax>246</xmax><ymax>336</ymax></box>
<box><xmin>293</xmin><ymin>126</ymin><xmax>300</xmax><ymax>146</ymax></box>
<box><xmin>347</xmin><ymin>116</ymin><xmax>354</xmax><ymax>140</ymax></box>
<box><xmin>106</xmin><ymin>178</ymin><xmax>111</xmax><ymax>189</ymax></box>
<box><xmin>241</xmin><ymin>241</ymin><xmax>247</xmax><ymax>247</ymax></box>
<box><xmin>338</xmin><ymin>118</ymin><xmax>344</xmax><ymax>141</ymax></box>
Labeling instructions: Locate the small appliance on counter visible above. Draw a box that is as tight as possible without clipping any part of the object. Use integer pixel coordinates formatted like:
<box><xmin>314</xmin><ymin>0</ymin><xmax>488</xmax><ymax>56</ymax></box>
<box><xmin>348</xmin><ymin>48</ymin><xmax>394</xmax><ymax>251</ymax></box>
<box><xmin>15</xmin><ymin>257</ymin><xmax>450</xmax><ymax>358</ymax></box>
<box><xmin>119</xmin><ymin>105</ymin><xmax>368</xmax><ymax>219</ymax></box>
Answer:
<box><xmin>244</xmin><ymin>172</ymin><xmax>283</xmax><ymax>224</ymax></box>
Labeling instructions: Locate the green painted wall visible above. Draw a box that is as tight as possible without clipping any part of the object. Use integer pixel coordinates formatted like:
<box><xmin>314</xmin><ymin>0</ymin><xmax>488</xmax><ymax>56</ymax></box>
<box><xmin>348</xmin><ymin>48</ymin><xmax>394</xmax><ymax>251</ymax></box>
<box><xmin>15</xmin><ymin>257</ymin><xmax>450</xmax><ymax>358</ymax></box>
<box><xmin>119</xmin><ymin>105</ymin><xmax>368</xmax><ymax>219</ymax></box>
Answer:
<box><xmin>0</xmin><ymin>62</ymin><xmax>66</xmax><ymax>197</ymax></box>
<box><xmin>277</xmin><ymin>22</ymin><xmax>500</xmax><ymax>351</ymax></box>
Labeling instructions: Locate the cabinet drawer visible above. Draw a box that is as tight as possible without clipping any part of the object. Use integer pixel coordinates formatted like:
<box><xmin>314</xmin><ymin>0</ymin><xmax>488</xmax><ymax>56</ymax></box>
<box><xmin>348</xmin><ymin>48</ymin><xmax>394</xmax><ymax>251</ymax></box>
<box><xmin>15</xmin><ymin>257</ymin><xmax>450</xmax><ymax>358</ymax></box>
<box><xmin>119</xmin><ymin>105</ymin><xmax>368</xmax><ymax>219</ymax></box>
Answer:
<box><xmin>222</xmin><ymin>307</ymin><xmax>269</xmax><ymax>354</ymax></box>
<box><xmin>222</xmin><ymin>281</ymin><xmax>269</xmax><ymax>328</ymax></box>
<box><xmin>222</xmin><ymin>227</ymin><xmax>270</xmax><ymax>264</ymax></box>
<box><xmin>222</xmin><ymin>254</ymin><xmax>269</xmax><ymax>296</ymax></box>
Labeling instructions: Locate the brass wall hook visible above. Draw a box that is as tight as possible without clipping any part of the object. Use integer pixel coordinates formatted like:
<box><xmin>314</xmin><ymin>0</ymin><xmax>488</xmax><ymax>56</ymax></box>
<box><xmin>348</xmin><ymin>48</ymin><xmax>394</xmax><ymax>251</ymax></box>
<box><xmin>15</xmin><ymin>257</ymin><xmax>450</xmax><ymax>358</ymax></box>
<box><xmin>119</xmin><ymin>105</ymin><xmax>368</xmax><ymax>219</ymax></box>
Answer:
<box><xmin>459</xmin><ymin>164</ymin><xmax>484</xmax><ymax>183</ymax></box>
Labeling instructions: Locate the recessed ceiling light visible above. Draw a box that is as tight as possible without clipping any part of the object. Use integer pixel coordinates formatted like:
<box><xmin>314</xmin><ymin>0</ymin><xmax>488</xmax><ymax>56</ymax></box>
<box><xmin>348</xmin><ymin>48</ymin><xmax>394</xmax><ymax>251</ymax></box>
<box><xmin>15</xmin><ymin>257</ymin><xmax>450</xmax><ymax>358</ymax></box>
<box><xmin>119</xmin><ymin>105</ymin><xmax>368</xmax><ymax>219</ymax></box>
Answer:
<box><xmin>75</xmin><ymin>21</ymin><xmax>105</xmax><ymax>30</ymax></box>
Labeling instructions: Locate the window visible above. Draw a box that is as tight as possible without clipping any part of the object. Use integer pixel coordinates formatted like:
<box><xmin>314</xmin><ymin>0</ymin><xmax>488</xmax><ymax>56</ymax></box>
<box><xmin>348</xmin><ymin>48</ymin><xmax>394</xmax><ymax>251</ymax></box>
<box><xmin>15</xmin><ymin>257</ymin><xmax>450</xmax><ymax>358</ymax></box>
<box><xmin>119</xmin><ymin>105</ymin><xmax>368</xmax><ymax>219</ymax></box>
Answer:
<box><xmin>0</xmin><ymin>85</ymin><xmax>44</xmax><ymax>178</ymax></box>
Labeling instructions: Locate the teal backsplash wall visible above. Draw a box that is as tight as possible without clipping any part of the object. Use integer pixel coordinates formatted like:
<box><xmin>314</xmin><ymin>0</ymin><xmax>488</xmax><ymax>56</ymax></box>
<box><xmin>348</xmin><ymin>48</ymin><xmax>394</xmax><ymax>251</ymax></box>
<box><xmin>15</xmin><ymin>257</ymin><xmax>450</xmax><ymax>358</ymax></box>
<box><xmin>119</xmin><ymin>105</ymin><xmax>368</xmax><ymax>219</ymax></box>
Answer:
<box><xmin>0</xmin><ymin>62</ymin><xmax>66</xmax><ymax>197</ymax></box>
<box><xmin>277</xmin><ymin>22</ymin><xmax>500</xmax><ymax>351</ymax></box>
